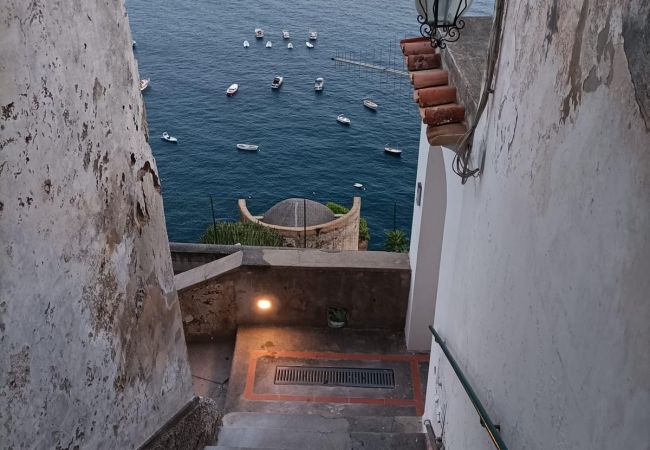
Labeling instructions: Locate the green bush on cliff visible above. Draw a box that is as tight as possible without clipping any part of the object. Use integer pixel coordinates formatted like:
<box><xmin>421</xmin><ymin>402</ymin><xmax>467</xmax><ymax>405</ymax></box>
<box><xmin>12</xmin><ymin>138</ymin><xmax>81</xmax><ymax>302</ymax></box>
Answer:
<box><xmin>200</xmin><ymin>222</ymin><xmax>284</xmax><ymax>247</ymax></box>
<box><xmin>326</xmin><ymin>202</ymin><xmax>370</xmax><ymax>242</ymax></box>
<box><xmin>383</xmin><ymin>229</ymin><xmax>409</xmax><ymax>253</ymax></box>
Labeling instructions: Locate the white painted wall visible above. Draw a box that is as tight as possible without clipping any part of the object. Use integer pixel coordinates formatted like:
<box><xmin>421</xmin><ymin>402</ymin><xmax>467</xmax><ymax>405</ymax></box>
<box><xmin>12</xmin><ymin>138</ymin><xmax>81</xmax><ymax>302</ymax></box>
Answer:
<box><xmin>0</xmin><ymin>1</ymin><xmax>193</xmax><ymax>448</ymax></box>
<box><xmin>405</xmin><ymin>124</ymin><xmax>446</xmax><ymax>351</ymax></box>
<box><xmin>423</xmin><ymin>0</ymin><xmax>650</xmax><ymax>448</ymax></box>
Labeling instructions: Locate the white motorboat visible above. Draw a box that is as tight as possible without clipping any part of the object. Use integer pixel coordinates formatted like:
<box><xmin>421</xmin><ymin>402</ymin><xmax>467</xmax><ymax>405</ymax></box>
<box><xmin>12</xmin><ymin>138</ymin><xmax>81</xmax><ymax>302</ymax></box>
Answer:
<box><xmin>132</xmin><ymin>40</ymin><xmax>136</xmax><ymax>48</ymax></box>
<box><xmin>287</xmin><ymin>42</ymin><xmax>294</xmax><ymax>49</ymax></box>
<box><xmin>314</xmin><ymin>77</ymin><xmax>324</xmax><ymax>91</ymax></box>
<box><xmin>384</xmin><ymin>145</ymin><xmax>402</xmax><ymax>156</ymax></box>
<box><xmin>336</xmin><ymin>114</ymin><xmax>351</xmax><ymax>125</ymax></box>
<box><xmin>226</xmin><ymin>83</ymin><xmax>239</xmax><ymax>96</ymax></box>
<box><xmin>255</xmin><ymin>28</ymin><xmax>264</xmax><ymax>39</ymax></box>
<box><xmin>243</xmin><ymin>40</ymin><xmax>250</xmax><ymax>48</ymax></box>
<box><xmin>266</xmin><ymin>40</ymin><xmax>272</xmax><ymax>48</ymax></box>
<box><xmin>139</xmin><ymin>79</ymin><xmax>150</xmax><ymax>91</ymax></box>
<box><xmin>271</xmin><ymin>76</ymin><xmax>284</xmax><ymax>89</ymax></box>
<box><xmin>236</xmin><ymin>143</ymin><xmax>259</xmax><ymax>151</ymax></box>
<box><xmin>353</xmin><ymin>183</ymin><xmax>363</xmax><ymax>188</ymax></box>
<box><xmin>363</xmin><ymin>99</ymin><xmax>378</xmax><ymax>110</ymax></box>
<box><xmin>282</xmin><ymin>30</ymin><xmax>291</xmax><ymax>39</ymax></box>
<box><xmin>161</xmin><ymin>132</ymin><xmax>178</xmax><ymax>143</ymax></box>
<box><xmin>309</xmin><ymin>31</ymin><xmax>318</xmax><ymax>40</ymax></box>
<box><xmin>305</xmin><ymin>41</ymin><xmax>314</xmax><ymax>48</ymax></box>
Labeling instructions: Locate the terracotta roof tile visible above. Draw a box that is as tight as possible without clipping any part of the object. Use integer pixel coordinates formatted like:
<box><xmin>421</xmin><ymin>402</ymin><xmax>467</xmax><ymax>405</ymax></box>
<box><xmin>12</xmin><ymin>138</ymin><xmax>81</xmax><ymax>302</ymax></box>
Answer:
<box><xmin>410</xmin><ymin>70</ymin><xmax>449</xmax><ymax>89</ymax></box>
<box><xmin>421</xmin><ymin>104</ymin><xmax>466</xmax><ymax>126</ymax></box>
<box><xmin>406</xmin><ymin>53</ymin><xmax>441</xmax><ymax>71</ymax></box>
<box><xmin>401</xmin><ymin>40</ymin><xmax>436</xmax><ymax>56</ymax></box>
<box><xmin>401</xmin><ymin>36</ymin><xmax>467</xmax><ymax>147</ymax></box>
<box><xmin>426</xmin><ymin>123</ymin><xmax>468</xmax><ymax>147</ymax></box>
<box><xmin>414</xmin><ymin>86</ymin><xmax>457</xmax><ymax>107</ymax></box>
<box><xmin>399</xmin><ymin>36</ymin><xmax>430</xmax><ymax>45</ymax></box>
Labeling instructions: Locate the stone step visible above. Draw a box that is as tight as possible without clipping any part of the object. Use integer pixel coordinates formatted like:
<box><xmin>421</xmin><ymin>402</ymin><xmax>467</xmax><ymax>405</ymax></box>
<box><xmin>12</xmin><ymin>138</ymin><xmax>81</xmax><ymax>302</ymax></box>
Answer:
<box><xmin>221</xmin><ymin>411</ymin><xmax>423</xmax><ymax>433</ymax></box>
<box><xmin>216</xmin><ymin>427</ymin><xmax>351</xmax><ymax>449</ymax></box>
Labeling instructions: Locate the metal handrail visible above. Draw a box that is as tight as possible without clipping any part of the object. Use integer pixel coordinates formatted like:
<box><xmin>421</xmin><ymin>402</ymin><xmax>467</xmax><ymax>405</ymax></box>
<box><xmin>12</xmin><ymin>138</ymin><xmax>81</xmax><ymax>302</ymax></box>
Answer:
<box><xmin>429</xmin><ymin>325</ymin><xmax>508</xmax><ymax>450</ymax></box>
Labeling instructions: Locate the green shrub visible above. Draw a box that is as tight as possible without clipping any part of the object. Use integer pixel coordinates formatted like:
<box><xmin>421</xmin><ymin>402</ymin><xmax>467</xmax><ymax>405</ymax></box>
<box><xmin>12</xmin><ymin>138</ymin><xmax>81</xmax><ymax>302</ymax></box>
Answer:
<box><xmin>200</xmin><ymin>222</ymin><xmax>284</xmax><ymax>247</ymax></box>
<box><xmin>326</xmin><ymin>202</ymin><xmax>370</xmax><ymax>242</ymax></box>
<box><xmin>383</xmin><ymin>229</ymin><xmax>409</xmax><ymax>253</ymax></box>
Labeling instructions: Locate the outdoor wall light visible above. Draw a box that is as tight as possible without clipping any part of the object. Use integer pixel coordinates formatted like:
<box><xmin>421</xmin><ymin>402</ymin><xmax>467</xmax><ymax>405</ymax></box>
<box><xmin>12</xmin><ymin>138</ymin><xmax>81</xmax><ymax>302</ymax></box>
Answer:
<box><xmin>256</xmin><ymin>299</ymin><xmax>272</xmax><ymax>311</ymax></box>
<box><xmin>416</xmin><ymin>0</ymin><xmax>472</xmax><ymax>48</ymax></box>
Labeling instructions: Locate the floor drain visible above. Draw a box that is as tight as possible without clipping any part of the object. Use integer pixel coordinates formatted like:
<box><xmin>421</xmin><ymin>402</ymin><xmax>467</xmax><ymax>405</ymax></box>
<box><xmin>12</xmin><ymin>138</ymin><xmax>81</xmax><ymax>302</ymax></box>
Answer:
<box><xmin>274</xmin><ymin>366</ymin><xmax>395</xmax><ymax>388</ymax></box>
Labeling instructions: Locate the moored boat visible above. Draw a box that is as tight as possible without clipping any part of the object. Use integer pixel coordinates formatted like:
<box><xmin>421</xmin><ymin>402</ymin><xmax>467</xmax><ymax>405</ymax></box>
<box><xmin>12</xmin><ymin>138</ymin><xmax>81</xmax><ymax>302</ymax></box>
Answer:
<box><xmin>353</xmin><ymin>183</ymin><xmax>363</xmax><ymax>188</ymax></box>
<box><xmin>282</xmin><ymin>30</ymin><xmax>291</xmax><ymax>39</ymax></box>
<box><xmin>309</xmin><ymin>31</ymin><xmax>318</xmax><ymax>40</ymax></box>
<box><xmin>161</xmin><ymin>132</ymin><xmax>178</xmax><ymax>143</ymax></box>
<box><xmin>243</xmin><ymin>40</ymin><xmax>250</xmax><ymax>48</ymax></box>
<box><xmin>314</xmin><ymin>77</ymin><xmax>324</xmax><ymax>91</ymax></box>
<box><xmin>287</xmin><ymin>42</ymin><xmax>294</xmax><ymax>49</ymax></box>
<box><xmin>384</xmin><ymin>145</ymin><xmax>402</xmax><ymax>156</ymax></box>
<box><xmin>226</xmin><ymin>83</ymin><xmax>239</xmax><ymax>96</ymax></box>
<box><xmin>255</xmin><ymin>28</ymin><xmax>264</xmax><ymax>38</ymax></box>
<box><xmin>336</xmin><ymin>114</ymin><xmax>351</xmax><ymax>125</ymax></box>
<box><xmin>271</xmin><ymin>76</ymin><xmax>284</xmax><ymax>89</ymax></box>
<box><xmin>265</xmin><ymin>40</ymin><xmax>272</xmax><ymax>48</ymax></box>
<box><xmin>139</xmin><ymin>78</ymin><xmax>150</xmax><ymax>91</ymax></box>
<box><xmin>363</xmin><ymin>99</ymin><xmax>378</xmax><ymax>110</ymax></box>
<box><xmin>305</xmin><ymin>41</ymin><xmax>314</xmax><ymax>48</ymax></box>
<box><xmin>236</xmin><ymin>143</ymin><xmax>259</xmax><ymax>151</ymax></box>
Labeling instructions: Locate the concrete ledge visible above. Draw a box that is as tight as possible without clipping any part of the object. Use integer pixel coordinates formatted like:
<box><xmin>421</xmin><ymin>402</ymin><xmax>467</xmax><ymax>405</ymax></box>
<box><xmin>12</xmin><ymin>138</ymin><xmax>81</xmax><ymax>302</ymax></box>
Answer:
<box><xmin>175</xmin><ymin>248</ymin><xmax>412</xmax><ymax>340</ymax></box>
<box><xmin>441</xmin><ymin>16</ymin><xmax>492</xmax><ymax>126</ymax></box>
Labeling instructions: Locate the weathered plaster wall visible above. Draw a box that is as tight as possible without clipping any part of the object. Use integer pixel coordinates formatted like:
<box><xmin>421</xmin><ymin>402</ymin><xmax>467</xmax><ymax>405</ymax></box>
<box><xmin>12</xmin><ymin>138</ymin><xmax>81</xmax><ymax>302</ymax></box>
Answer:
<box><xmin>175</xmin><ymin>249</ymin><xmax>411</xmax><ymax>341</ymax></box>
<box><xmin>239</xmin><ymin>198</ymin><xmax>361</xmax><ymax>250</ymax></box>
<box><xmin>0</xmin><ymin>1</ymin><xmax>193</xmax><ymax>448</ymax></box>
<box><xmin>424</xmin><ymin>0</ymin><xmax>650</xmax><ymax>448</ymax></box>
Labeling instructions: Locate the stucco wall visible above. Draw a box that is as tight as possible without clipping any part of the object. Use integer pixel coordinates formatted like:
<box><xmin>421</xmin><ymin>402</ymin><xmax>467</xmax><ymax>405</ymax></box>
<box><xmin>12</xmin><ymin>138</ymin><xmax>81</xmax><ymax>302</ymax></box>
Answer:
<box><xmin>0</xmin><ymin>1</ymin><xmax>193</xmax><ymax>448</ymax></box>
<box><xmin>175</xmin><ymin>248</ymin><xmax>411</xmax><ymax>341</ymax></box>
<box><xmin>423</xmin><ymin>0</ymin><xmax>650</xmax><ymax>449</ymax></box>
<box><xmin>239</xmin><ymin>198</ymin><xmax>361</xmax><ymax>250</ymax></box>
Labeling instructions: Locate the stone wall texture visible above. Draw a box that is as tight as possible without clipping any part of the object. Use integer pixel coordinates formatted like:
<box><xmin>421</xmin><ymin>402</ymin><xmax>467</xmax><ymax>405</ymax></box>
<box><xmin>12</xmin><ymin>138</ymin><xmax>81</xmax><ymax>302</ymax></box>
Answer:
<box><xmin>0</xmin><ymin>1</ymin><xmax>193</xmax><ymax>448</ymax></box>
<box><xmin>423</xmin><ymin>0</ymin><xmax>650</xmax><ymax>449</ymax></box>
<box><xmin>239</xmin><ymin>198</ymin><xmax>361</xmax><ymax>250</ymax></box>
<box><xmin>175</xmin><ymin>248</ymin><xmax>411</xmax><ymax>341</ymax></box>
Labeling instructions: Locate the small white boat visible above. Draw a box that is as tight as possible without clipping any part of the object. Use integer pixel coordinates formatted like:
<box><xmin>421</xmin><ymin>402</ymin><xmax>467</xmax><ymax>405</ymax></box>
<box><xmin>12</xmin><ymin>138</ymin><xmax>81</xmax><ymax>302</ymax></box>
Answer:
<box><xmin>314</xmin><ymin>77</ymin><xmax>324</xmax><ymax>91</ymax></box>
<box><xmin>243</xmin><ymin>40</ymin><xmax>250</xmax><ymax>48</ymax></box>
<box><xmin>282</xmin><ymin>30</ymin><xmax>291</xmax><ymax>39</ymax></box>
<box><xmin>255</xmin><ymin>28</ymin><xmax>264</xmax><ymax>39</ymax></box>
<box><xmin>384</xmin><ymin>145</ymin><xmax>402</xmax><ymax>156</ymax></box>
<box><xmin>226</xmin><ymin>83</ymin><xmax>239</xmax><ymax>96</ymax></box>
<box><xmin>161</xmin><ymin>132</ymin><xmax>178</xmax><ymax>143</ymax></box>
<box><xmin>309</xmin><ymin>31</ymin><xmax>318</xmax><ymax>40</ymax></box>
<box><xmin>271</xmin><ymin>76</ymin><xmax>284</xmax><ymax>89</ymax></box>
<box><xmin>139</xmin><ymin>79</ymin><xmax>150</xmax><ymax>92</ymax></box>
<box><xmin>132</xmin><ymin>40</ymin><xmax>136</xmax><ymax>48</ymax></box>
<box><xmin>287</xmin><ymin>42</ymin><xmax>294</xmax><ymax>49</ymax></box>
<box><xmin>306</xmin><ymin>42</ymin><xmax>314</xmax><ymax>48</ymax></box>
<box><xmin>363</xmin><ymin>99</ymin><xmax>378</xmax><ymax>110</ymax></box>
<box><xmin>353</xmin><ymin>183</ymin><xmax>363</xmax><ymax>189</ymax></box>
<box><xmin>336</xmin><ymin>114</ymin><xmax>351</xmax><ymax>125</ymax></box>
<box><xmin>237</xmin><ymin>143</ymin><xmax>259</xmax><ymax>151</ymax></box>
<box><xmin>266</xmin><ymin>40</ymin><xmax>272</xmax><ymax>48</ymax></box>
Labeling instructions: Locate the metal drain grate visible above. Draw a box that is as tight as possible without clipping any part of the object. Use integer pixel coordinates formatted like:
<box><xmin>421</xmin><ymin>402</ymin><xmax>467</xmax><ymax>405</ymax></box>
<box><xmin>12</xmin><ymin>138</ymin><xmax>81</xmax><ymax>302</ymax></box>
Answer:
<box><xmin>274</xmin><ymin>366</ymin><xmax>395</xmax><ymax>389</ymax></box>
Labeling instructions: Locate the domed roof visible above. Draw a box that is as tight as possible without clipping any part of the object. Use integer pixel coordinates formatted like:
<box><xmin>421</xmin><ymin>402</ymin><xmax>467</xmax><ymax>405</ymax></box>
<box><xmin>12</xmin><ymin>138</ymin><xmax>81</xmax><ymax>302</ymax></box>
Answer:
<box><xmin>262</xmin><ymin>198</ymin><xmax>336</xmax><ymax>227</ymax></box>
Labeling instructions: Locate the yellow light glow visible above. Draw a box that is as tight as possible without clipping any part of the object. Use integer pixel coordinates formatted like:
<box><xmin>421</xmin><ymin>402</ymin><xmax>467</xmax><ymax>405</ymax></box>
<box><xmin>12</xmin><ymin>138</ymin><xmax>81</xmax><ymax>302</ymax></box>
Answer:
<box><xmin>257</xmin><ymin>299</ymin><xmax>272</xmax><ymax>310</ymax></box>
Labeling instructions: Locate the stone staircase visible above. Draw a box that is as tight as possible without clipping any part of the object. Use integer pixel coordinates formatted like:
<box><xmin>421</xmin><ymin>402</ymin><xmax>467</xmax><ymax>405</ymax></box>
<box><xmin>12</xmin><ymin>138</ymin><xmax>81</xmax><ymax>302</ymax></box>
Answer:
<box><xmin>206</xmin><ymin>411</ymin><xmax>427</xmax><ymax>450</ymax></box>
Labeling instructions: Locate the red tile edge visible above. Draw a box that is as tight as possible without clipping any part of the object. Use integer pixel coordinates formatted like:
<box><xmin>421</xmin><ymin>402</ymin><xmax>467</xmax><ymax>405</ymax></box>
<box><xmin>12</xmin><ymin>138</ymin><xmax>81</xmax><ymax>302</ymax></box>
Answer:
<box><xmin>242</xmin><ymin>350</ymin><xmax>430</xmax><ymax>415</ymax></box>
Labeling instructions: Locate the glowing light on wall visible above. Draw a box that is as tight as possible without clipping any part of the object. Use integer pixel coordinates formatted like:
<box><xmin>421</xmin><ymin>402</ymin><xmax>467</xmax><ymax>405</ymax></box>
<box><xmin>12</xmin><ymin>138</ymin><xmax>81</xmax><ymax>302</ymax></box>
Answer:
<box><xmin>257</xmin><ymin>299</ymin><xmax>272</xmax><ymax>310</ymax></box>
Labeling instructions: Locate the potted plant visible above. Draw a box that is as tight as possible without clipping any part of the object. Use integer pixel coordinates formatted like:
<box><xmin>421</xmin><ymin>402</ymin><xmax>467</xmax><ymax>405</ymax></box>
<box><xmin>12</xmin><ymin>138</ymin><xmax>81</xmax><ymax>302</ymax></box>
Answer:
<box><xmin>327</xmin><ymin>306</ymin><xmax>348</xmax><ymax>328</ymax></box>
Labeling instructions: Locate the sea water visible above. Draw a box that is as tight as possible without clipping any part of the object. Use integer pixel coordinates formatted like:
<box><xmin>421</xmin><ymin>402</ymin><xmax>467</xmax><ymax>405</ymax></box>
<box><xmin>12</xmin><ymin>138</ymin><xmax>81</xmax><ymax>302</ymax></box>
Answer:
<box><xmin>127</xmin><ymin>0</ymin><xmax>493</xmax><ymax>249</ymax></box>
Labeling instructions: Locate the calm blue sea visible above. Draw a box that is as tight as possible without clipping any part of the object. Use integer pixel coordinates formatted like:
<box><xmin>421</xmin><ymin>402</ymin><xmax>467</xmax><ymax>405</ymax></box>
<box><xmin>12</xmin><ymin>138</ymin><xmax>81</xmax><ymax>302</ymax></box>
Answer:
<box><xmin>126</xmin><ymin>0</ymin><xmax>493</xmax><ymax>249</ymax></box>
